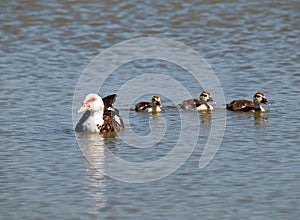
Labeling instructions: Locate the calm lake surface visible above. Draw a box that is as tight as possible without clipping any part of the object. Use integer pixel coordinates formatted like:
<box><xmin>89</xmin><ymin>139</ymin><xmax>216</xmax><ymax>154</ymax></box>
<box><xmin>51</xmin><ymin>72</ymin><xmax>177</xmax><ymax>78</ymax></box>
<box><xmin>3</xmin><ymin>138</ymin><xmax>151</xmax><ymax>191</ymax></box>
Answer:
<box><xmin>1</xmin><ymin>0</ymin><xmax>300</xmax><ymax>219</ymax></box>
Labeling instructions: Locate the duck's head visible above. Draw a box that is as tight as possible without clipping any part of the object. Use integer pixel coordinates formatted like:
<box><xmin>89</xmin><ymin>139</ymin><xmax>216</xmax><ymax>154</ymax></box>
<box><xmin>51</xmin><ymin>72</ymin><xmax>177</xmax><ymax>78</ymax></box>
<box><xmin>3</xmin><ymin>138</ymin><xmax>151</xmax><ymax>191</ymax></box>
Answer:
<box><xmin>253</xmin><ymin>92</ymin><xmax>270</xmax><ymax>106</ymax></box>
<box><xmin>199</xmin><ymin>91</ymin><xmax>215</xmax><ymax>104</ymax></box>
<box><xmin>77</xmin><ymin>93</ymin><xmax>104</xmax><ymax>113</ymax></box>
<box><xmin>151</xmin><ymin>96</ymin><xmax>161</xmax><ymax>107</ymax></box>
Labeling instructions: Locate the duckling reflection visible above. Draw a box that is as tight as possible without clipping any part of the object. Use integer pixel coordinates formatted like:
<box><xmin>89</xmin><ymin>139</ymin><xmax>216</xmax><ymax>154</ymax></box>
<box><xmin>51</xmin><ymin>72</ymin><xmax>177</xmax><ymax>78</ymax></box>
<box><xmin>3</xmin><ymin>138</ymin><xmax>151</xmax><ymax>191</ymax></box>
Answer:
<box><xmin>199</xmin><ymin>111</ymin><xmax>212</xmax><ymax>124</ymax></box>
<box><xmin>253</xmin><ymin>112</ymin><xmax>268</xmax><ymax>127</ymax></box>
<box><xmin>198</xmin><ymin>111</ymin><xmax>213</xmax><ymax>138</ymax></box>
<box><xmin>151</xmin><ymin>111</ymin><xmax>162</xmax><ymax>121</ymax></box>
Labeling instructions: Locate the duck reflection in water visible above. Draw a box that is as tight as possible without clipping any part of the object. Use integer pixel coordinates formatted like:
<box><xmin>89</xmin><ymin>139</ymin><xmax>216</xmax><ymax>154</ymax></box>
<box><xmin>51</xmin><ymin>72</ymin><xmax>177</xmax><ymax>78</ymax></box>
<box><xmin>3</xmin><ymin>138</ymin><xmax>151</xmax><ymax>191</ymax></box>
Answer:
<box><xmin>253</xmin><ymin>111</ymin><xmax>268</xmax><ymax>127</ymax></box>
<box><xmin>76</xmin><ymin>133</ymin><xmax>112</xmax><ymax>213</ymax></box>
<box><xmin>199</xmin><ymin>111</ymin><xmax>212</xmax><ymax>124</ymax></box>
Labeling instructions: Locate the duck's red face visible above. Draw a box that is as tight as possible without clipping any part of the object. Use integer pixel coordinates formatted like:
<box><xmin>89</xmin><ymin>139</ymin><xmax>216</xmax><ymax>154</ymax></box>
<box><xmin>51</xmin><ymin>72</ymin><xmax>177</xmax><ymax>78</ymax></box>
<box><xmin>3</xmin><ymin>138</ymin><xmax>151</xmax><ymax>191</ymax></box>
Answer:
<box><xmin>77</xmin><ymin>94</ymin><xmax>103</xmax><ymax>113</ymax></box>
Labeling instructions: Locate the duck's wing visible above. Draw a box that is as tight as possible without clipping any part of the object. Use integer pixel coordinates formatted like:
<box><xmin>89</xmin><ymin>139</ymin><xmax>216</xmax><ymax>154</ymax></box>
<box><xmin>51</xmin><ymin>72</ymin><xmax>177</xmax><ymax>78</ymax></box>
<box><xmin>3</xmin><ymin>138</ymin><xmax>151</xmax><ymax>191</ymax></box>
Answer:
<box><xmin>193</xmin><ymin>99</ymin><xmax>204</xmax><ymax>107</ymax></box>
<box><xmin>135</xmin><ymin>102</ymin><xmax>152</xmax><ymax>112</ymax></box>
<box><xmin>226</xmin><ymin>99</ymin><xmax>254</xmax><ymax>111</ymax></box>
<box><xmin>99</xmin><ymin>110</ymin><xmax>125</xmax><ymax>133</ymax></box>
<box><xmin>102</xmin><ymin>94</ymin><xmax>117</xmax><ymax>110</ymax></box>
<box><xmin>180</xmin><ymin>99</ymin><xmax>202</xmax><ymax>109</ymax></box>
<box><xmin>75</xmin><ymin>111</ymin><xmax>90</xmax><ymax>132</ymax></box>
<box><xmin>99</xmin><ymin>111</ymin><xmax>114</xmax><ymax>133</ymax></box>
<box><xmin>180</xmin><ymin>99</ymin><xmax>194</xmax><ymax>109</ymax></box>
<box><xmin>111</xmin><ymin>110</ymin><xmax>125</xmax><ymax>132</ymax></box>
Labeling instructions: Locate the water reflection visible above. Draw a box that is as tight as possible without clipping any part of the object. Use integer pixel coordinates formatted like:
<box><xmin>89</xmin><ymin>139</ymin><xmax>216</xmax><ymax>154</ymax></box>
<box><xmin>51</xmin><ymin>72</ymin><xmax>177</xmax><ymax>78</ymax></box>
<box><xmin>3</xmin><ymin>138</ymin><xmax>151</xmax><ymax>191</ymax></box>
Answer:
<box><xmin>151</xmin><ymin>111</ymin><xmax>162</xmax><ymax>121</ymax></box>
<box><xmin>77</xmin><ymin>133</ymin><xmax>108</xmax><ymax>214</ymax></box>
<box><xmin>253</xmin><ymin>112</ymin><xmax>268</xmax><ymax>127</ymax></box>
<box><xmin>78</xmin><ymin>133</ymin><xmax>106</xmax><ymax>170</ymax></box>
<box><xmin>199</xmin><ymin>111</ymin><xmax>212</xmax><ymax>125</ymax></box>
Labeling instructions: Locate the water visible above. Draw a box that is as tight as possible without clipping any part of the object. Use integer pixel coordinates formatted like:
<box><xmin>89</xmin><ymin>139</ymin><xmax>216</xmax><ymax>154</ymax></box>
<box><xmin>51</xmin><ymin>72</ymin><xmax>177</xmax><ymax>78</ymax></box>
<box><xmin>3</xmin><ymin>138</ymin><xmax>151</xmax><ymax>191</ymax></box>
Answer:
<box><xmin>1</xmin><ymin>0</ymin><xmax>300</xmax><ymax>219</ymax></box>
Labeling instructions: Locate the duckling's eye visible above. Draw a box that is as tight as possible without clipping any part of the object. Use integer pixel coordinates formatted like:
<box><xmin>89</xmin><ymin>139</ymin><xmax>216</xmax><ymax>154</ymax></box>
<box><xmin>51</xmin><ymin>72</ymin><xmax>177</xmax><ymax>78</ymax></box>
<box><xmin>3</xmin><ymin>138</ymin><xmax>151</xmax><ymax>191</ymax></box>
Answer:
<box><xmin>202</xmin><ymin>94</ymin><xmax>208</xmax><ymax>97</ymax></box>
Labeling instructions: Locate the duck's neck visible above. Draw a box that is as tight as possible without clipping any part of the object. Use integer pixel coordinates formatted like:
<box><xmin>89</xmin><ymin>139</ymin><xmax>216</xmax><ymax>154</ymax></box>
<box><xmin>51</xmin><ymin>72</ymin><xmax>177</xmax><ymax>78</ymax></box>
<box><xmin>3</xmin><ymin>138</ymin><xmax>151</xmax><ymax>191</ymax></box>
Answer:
<box><xmin>205</xmin><ymin>103</ymin><xmax>211</xmax><ymax>110</ymax></box>
<box><xmin>200</xmin><ymin>99</ymin><xmax>210</xmax><ymax>109</ymax></box>
<box><xmin>152</xmin><ymin>105</ymin><xmax>161</xmax><ymax>112</ymax></box>
<box><xmin>196</xmin><ymin>103</ymin><xmax>212</xmax><ymax>110</ymax></box>
<box><xmin>254</xmin><ymin>104</ymin><xmax>265</xmax><ymax>112</ymax></box>
<box><xmin>200</xmin><ymin>98</ymin><xmax>208</xmax><ymax>104</ymax></box>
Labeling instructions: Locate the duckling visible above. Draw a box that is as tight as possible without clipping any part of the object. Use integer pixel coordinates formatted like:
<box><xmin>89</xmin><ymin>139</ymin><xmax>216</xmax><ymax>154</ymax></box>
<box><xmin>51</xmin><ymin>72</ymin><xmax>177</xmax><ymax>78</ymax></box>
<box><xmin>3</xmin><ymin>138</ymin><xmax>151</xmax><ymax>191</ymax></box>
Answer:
<box><xmin>180</xmin><ymin>91</ymin><xmax>215</xmax><ymax>111</ymax></box>
<box><xmin>226</xmin><ymin>92</ymin><xmax>270</xmax><ymax>112</ymax></box>
<box><xmin>135</xmin><ymin>96</ymin><xmax>162</xmax><ymax>113</ymax></box>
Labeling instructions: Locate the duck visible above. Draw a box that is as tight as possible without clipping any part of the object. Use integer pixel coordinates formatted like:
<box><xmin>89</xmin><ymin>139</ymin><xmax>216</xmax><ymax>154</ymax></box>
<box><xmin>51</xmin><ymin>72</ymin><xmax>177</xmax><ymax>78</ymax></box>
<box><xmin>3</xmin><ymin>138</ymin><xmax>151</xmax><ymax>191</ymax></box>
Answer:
<box><xmin>135</xmin><ymin>95</ymin><xmax>162</xmax><ymax>113</ymax></box>
<box><xmin>179</xmin><ymin>91</ymin><xmax>215</xmax><ymax>111</ymax></box>
<box><xmin>75</xmin><ymin>93</ymin><xmax>125</xmax><ymax>133</ymax></box>
<box><xmin>226</xmin><ymin>92</ymin><xmax>270</xmax><ymax>112</ymax></box>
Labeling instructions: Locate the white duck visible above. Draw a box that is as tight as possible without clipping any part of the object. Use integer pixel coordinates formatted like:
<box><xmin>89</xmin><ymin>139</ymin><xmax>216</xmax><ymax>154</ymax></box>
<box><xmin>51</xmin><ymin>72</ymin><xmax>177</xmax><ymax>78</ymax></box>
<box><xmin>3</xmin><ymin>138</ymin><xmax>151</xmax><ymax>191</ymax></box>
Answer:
<box><xmin>75</xmin><ymin>93</ymin><xmax>124</xmax><ymax>133</ymax></box>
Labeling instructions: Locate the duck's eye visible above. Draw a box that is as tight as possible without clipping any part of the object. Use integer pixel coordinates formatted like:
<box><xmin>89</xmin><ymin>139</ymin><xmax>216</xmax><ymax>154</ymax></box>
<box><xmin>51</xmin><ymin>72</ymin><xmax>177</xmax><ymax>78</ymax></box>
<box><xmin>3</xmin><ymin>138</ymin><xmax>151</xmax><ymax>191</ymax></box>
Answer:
<box><xmin>201</xmin><ymin>94</ymin><xmax>208</xmax><ymax>97</ymax></box>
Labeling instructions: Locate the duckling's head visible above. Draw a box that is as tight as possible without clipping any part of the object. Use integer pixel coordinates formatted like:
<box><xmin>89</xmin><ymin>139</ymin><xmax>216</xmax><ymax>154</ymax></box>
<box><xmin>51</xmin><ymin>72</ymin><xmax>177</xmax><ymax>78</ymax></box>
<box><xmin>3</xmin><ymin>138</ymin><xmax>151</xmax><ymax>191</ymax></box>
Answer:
<box><xmin>151</xmin><ymin>96</ymin><xmax>161</xmax><ymax>107</ymax></box>
<box><xmin>253</xmin><ymin>92</ymin><xmax>270</xmax><ymax>106</ymax></box>
<box><xmin>199</xmin><ymin>91</ymin><xmax>215</xmax><ymax>104</ymax></box>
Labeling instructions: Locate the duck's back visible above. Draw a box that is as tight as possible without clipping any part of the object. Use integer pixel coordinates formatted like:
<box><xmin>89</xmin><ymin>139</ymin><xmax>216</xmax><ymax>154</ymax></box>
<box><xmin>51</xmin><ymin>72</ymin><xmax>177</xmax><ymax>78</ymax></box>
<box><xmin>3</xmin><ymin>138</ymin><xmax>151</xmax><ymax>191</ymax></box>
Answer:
<box><xmin>99</xmin><ymin>110</ymin><xmax>125</xmax><ymax>133</ymax></box>
<box><xmin>135</xmin><ymin>102</ymin><xmax>152</xmax><ymax>112</ymax></box>
<box><xmin>226</xmin><ymin>99</ymin><xmax>254</xmax><ymax>112</ymax></box>
<box><xmin>180</xmin><ymin>99</ymin><xmax>203</xmax><ymax>110</ymax></box>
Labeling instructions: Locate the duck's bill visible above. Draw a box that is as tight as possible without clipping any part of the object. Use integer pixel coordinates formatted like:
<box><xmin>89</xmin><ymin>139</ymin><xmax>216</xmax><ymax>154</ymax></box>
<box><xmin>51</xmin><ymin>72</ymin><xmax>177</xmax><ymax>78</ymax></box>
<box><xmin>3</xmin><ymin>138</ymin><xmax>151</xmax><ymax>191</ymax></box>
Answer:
<box><xmin>77</xmin><ymin>105</ymin><xmax>88</xmax><ymax>113</ymax></box>
<box><xmin>155</xmin><ymin>101</ymin><xmax>161</xmax><ymax>106</ymax></box>
<box><xmin>262</xmin><ymin>99</ymin><xmax>271</xmax><ymax>105</ymax></box>
<box><xmin>208</xmin><ymin>97</ymin><xmax>216</xmax><ymax>104</ymax></box>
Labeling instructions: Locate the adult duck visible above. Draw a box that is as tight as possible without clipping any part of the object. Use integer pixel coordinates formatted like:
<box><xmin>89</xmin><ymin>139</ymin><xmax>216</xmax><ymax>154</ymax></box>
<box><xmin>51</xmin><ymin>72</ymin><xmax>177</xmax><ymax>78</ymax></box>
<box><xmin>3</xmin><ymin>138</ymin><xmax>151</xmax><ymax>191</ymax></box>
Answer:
<box><xmin>75</xmin><ymin>93</ymin><xmax>124</xmax><ymax>133</ymax></box>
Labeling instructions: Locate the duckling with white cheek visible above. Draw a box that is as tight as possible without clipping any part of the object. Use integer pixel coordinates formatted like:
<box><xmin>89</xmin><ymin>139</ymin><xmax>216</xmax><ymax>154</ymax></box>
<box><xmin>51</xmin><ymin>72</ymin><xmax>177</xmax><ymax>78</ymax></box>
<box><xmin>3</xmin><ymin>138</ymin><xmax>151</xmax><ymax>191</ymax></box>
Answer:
<box><xmin>226</xmin><ymin>92</ymin><xmax>271</xmax><ymax>112</ymax></box>
<box><xmin>180</xmin><ymin>91</ymin><xmax>215</xmax><ymax>111</ymax></box>
<box><xmin>135</xmin><ymin>96</ymin><xmax>162</xmax><ymax>113</ymax></box>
